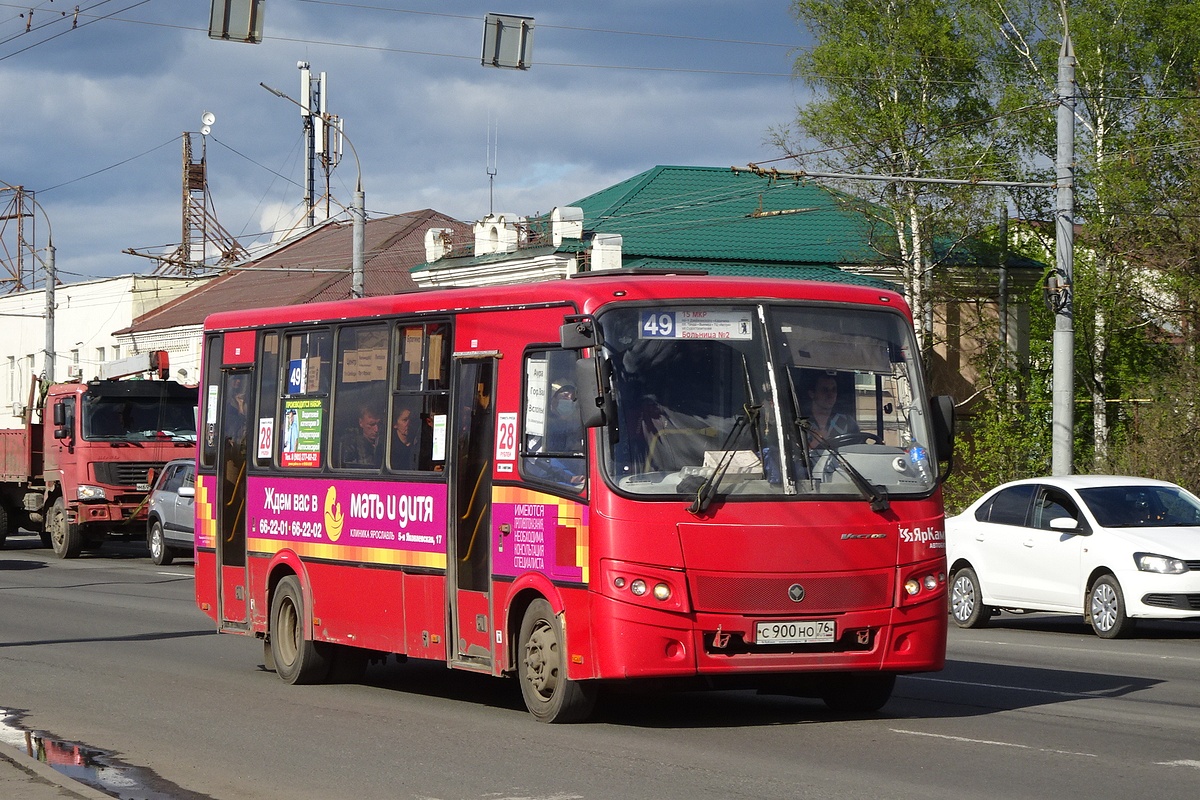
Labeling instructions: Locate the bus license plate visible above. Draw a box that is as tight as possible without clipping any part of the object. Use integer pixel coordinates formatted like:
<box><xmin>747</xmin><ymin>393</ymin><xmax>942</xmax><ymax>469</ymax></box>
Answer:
<box><xmin>755</xmin><ymin>619</ymin><xmax>836</xmax><ymax>644</ymax></box>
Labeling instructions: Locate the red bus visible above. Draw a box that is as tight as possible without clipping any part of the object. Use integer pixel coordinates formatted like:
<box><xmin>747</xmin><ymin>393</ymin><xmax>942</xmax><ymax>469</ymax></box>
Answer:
<box><xmin>194</xmin><ymin>274</ymin><xmax>954</xmax><ymax>722</ymax></box>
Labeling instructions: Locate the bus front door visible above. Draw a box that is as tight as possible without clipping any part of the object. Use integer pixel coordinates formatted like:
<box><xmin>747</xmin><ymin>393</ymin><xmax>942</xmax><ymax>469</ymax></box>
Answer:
<box><xmin>449</xmin><ymin>357</ymin><xmax>495</xmax><ymax>669</ymax></box>
<box><xmin>216</xmin><ymin>368</ymin><xmax>252</xmax><ymax>630</ymax></box>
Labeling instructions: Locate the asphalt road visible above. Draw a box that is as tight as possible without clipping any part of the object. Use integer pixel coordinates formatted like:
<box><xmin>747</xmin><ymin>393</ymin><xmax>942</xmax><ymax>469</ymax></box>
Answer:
<box><xmin>1</xmin><ymin>535</ymin><xmax>1199</xmax><ymax>800</ymax></box>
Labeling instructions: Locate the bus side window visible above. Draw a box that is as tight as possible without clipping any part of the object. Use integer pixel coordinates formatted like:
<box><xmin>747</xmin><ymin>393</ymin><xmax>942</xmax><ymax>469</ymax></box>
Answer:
<box><xmin>520</xmin><ymin>349</ymin><xmax>585</xmax><ymax>491</ymax></box>
<box><xmin>333</xmin><ymin>324</ymin><xmax>389</xmax><ymax>470</ymax></box>
<box><xmin>388</xmin><ymin>320</ymin><xmax>451</xmax><ymax>475</ymax></box>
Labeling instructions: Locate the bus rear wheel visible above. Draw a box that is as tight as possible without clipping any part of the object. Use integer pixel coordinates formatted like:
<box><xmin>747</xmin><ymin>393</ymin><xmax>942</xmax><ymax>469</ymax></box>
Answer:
<box><xmin>47</xmin><ymin>498</ymin><xmax>83</xmax><ymax>559</ymax></box>
<box><xmin>269</xmin><ymin>576</ymin><xmax>331</xmax><ymax>684</ymax></box>
<box><xmin>518</xmin><ymin>599</ymin><xmax>596</xmax><ymax>723</ymax></box>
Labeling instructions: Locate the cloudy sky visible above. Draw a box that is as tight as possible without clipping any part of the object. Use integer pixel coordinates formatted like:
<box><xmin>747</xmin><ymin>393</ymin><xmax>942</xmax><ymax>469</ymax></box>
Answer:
<box><xmin>0</xmin><ymin>1</ymin><xmax>813</xmax><ymax>284</ymax></box>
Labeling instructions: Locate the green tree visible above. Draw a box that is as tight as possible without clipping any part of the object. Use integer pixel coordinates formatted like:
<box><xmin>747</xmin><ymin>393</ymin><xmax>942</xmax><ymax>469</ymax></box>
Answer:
<box><xmin>977</xmin><ymin>0</ymin><xmax>1200</xmax><ymax>470</ymax></box>
<box><xmin>777</xmin><ymin>0</ymin><xmax>1004</xmax><ymax>350</ymax></box>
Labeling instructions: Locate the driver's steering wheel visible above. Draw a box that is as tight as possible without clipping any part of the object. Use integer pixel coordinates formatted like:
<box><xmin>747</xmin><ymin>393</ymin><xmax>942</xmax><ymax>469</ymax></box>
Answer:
<box><xmin>825</xmin><ymin>431</ymin><xmax>881</xmax><ymax>449</ymax></box>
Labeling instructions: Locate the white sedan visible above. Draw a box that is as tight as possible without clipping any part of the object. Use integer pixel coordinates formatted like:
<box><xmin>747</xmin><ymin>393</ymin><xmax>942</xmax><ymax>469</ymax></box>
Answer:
<box><xmin>946</xmin><ymin>475</ymin><xmax>1200</xmax><ymax>638</ymax></box>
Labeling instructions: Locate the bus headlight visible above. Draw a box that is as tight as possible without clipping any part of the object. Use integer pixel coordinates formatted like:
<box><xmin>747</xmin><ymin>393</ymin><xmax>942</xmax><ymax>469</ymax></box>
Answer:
<box><xmin>77</xmin><ymin>485</ymin><xmax>107</xmax><ymax>501</ymax></box>
<box><xmin>600</xmin><ymin>559</ymin><xmax>689</xmax><ymax>613</ymax></box>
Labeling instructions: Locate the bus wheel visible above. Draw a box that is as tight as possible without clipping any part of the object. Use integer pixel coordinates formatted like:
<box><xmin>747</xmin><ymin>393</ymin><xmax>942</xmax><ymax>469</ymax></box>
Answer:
<box><xmin>820</xmin><ymin>673</ymin><xmax>895</xmax><ymax>714</ymax></box>
<box><xmin>518</xmin><ymin>599</ymin><xmax>596</xmax><ymax>723</ymax></box>
<box><xmin>269</xmin><ymin>576</ymin><xmax>331</xmax><ymax>685</ymax></box>
<box><xmin>47</xmin><ymin>498</ymin><xmax>83</xmax><ymax>559</ymax></box>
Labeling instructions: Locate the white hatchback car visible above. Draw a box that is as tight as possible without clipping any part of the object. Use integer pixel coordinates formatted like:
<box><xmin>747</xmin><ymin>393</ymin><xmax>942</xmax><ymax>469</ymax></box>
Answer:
<box><xmin>946</xmin><ymin>475</ymin><xmax>1200</xmax><ymax>638</ymax></box>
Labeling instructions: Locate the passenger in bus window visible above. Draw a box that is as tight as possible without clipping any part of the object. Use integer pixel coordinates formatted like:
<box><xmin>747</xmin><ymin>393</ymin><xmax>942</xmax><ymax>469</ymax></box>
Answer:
<box><xmin>546</xmin><ymin>384</ymin><xmax>583</xmax><ymax>453</ymax></box>
<box><xmin>526</xmin><ymin>384</ymin><xmax>585</xmax><ymax>488</ymax></box>
<box><xmin>389</xmin><ymin>402</ymin><xmax>419</xmax><ymax>471</ymax></box>
<box><xmin>804</xmin><ymin>372</ymin><xmax>858</xmax><ymax>449</ymax></box>
<box><xmin>339</xmin><ymin>404</ymin><xmax>384</xmax><ymax>468</ymax></box>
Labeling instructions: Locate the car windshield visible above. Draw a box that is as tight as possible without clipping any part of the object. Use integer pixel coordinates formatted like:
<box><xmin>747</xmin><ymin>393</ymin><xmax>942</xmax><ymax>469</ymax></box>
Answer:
<box><xmin>1077</xmin><ymin>485</ymin><xmax>1200</xmax><ymax>528</ymax></box>
<box><xmin>598</xmin><ymin>302</ymin><xmax>936</xmax><ymax>501</ymax></box>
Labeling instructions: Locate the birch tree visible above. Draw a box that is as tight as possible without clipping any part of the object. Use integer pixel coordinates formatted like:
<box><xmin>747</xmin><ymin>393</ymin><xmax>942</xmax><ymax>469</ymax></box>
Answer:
<box><xmin>778</xmin><ymin>0</ymin><xmax>1002</xmax><ymax>350</ymax></box>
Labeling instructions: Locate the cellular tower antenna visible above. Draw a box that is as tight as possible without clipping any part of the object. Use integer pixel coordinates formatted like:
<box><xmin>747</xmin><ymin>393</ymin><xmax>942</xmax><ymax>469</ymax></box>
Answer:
<box><xmin>486</xmin><ymin>116</ymin><xmax>498</xmax><ymax>216</ymax></box>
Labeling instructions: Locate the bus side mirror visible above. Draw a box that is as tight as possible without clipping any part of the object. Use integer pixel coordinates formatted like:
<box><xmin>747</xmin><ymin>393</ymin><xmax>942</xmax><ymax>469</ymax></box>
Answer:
<box><xmin>931</xmin><ymin>395</ymin><xmax>955</xmax><ymax>478</ymax></box>
<box><xmin>574</xmin><ymin>355</ymin><xmax>612</xmax><ymax>429</ymax></box>
<box><xmin>560</xmin><ymin>314</ymin><xmax>602</xmax><ymax>350</ymax></box>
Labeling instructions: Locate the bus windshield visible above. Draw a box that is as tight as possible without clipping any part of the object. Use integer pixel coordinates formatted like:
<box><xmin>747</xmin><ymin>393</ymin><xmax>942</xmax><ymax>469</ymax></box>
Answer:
<box><xmin>601</xmin><ymin>303</ymin><xmax>935</xmax><ymax>501</ymax></box>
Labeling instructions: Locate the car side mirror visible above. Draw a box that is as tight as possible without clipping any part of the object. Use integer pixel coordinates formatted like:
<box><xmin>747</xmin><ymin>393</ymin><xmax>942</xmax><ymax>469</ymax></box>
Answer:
<box><xmin>1049</xmin><ymin>517</ymin><xmax>1087</xmax><ymax>534</ymax></box>
<box><xmin>178</xmin><ymin>486</ymin><xmax>195</xmax><ymax>498</ymax></box>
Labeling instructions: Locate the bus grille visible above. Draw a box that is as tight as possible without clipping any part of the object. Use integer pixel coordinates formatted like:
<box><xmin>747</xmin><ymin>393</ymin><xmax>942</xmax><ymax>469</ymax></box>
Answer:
<box><xmin>93</xmin><ymin>461</ymin><xmax>164</xmax><ymax>488</ymax></box>
<box><xmin>690</xmin><ymin>571</ymin><xmax>893</xmax><ymax>615</ymax></box>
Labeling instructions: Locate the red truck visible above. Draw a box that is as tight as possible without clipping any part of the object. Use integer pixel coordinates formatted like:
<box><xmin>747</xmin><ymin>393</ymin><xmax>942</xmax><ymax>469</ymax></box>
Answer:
<box><xmin>0</xmin><ymin>352</ymin><xmax>197</xmax><ymax>558</ymax></box>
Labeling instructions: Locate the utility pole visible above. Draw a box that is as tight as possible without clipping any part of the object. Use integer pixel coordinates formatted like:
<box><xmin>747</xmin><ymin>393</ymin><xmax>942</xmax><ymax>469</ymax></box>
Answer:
<box><xmin>44</xmin><ymin>240</ymin><xmax>55</xmax><ymax>383</ymax></box>
<box><xmin>1051</xmin><ymin>25</ymin><xmax>1076</xmax><ymax>476</ymax></box>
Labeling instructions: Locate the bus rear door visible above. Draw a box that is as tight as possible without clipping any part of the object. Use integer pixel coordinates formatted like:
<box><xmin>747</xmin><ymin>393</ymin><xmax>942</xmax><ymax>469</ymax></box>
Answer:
<box><xmin>449</xmin><ymin>356</ymin><xmax>496</xmax><ymax>669</ymax></box>
<box><xmin>217</xmin><ymin>367</ymin><xmax>252</xmax><ymax>630</ymax></box>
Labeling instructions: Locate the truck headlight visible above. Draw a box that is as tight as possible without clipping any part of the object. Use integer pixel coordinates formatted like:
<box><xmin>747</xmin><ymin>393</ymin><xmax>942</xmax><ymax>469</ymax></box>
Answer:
<box><xmin>77</xmin><ymin>485</ymin><xmax>107</xmax><ymax>501</ymax></box>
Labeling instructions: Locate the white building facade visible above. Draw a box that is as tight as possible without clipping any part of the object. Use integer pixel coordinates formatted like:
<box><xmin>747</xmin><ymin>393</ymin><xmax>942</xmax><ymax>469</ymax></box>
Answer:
<box><xmin>0</xmin><ymin>274</ymin><xmax>210</xmax><ymax>427</ymax></box>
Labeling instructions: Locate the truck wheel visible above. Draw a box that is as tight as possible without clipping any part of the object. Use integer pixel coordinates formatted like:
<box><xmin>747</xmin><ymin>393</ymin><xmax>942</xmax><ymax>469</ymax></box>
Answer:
<box><xmin>0</xmin><ymin>504</ymin><xmax>8</xmax><ymax>547</ymax></box>
<box><xmin>47</xmin><ymin>498</ymin><xmax>84</xmax><ymax>559</ymax></box>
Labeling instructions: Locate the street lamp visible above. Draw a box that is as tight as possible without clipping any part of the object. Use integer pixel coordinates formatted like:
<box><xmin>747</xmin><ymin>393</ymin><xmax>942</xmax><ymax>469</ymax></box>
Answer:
<box><xmin>261</xmin><ymin>82</ymin><xmax>365</xmax><ymax>299</ymax></box>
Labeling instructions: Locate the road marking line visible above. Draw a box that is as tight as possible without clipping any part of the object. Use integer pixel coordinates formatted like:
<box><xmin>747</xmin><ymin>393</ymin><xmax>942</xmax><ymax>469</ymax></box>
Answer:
<box><xmin>1156</xmin><ymin>760</ymin><xmax>1200</xmax><ymax>769</ymax></box>
<box><xmin>955</xmin><ymin>638</ymin><xmax>1200</xmax><ymax>664</ymax></box>
<box><xmin>891</xmin><ymin>728</ymin><xmax>1097</xmax><ymax>758</ymax></box>
<box><xmin>906</xmin><ymin>674</ymin><xmax>1093</xmax><ymax>699</ymax></box>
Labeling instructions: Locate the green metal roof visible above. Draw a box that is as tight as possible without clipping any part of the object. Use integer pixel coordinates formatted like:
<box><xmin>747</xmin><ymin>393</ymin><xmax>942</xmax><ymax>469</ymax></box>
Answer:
<box><xmin>571</xmin><ymin>165</ymin><xmax>885</xmax><ymax>266</ymax></box>
<box><xmin>616</xmin><ymin>257</ymin><xmax>896</xmax><ymax>290</ymax></box>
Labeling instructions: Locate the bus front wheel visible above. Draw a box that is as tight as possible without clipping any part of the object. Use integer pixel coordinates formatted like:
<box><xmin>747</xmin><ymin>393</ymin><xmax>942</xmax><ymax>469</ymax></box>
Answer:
<box><xmin>518</xmin><ymin>599</ymin><xmax>596</xmax><ymax>723</ymax></box>
<box><xmin>269</xmin><ymin>576</ymin><xmax>331</xmax><ymax>684</ymax></box>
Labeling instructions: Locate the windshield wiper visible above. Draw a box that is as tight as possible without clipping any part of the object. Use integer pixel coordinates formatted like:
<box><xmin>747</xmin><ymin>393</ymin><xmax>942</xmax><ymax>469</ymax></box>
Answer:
<box><xmin>802</xmin><ymin>419</ymin><xmax>890</xmax><ymax>513</ymax></box>
<box><xmin>686</xmin><ymin>404</ymin><xmax>760</xmax><ymax>515</ymax></box>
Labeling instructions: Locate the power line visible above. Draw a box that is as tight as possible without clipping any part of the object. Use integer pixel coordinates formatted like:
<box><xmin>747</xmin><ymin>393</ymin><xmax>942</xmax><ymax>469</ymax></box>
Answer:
<box><xmin>40</xmin><ymin>134</ymin><xmax>180</xmax><ymax>193</ymax></box>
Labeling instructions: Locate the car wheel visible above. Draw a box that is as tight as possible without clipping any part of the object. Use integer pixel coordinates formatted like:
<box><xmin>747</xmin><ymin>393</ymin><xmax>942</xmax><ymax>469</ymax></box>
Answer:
<box><xmin>1088</xmin><ymin>575</ymin><xmax>1136</xmax><ymax>639</ymax></box>
<box><xmin>47</xmin><ymin>497</ymin><xmax>83</xmax><ymax>559</ymax></box>
<box><xmin>950</xmin><ymin>567</ymin><xmax>991</xmax><ymax>628</ymax></box>
<box><xmin>148</xmin><ymin>520</ymin><xmax>174</xmax><ymax>566</ymax></box>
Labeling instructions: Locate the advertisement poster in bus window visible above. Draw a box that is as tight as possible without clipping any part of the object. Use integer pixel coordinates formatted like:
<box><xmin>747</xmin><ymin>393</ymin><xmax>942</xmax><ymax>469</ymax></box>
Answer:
<box><xmin>524</xmin><ymin>358</ymin><xmax>548</xmax><ymax>438</ymax></box>
<box><xmin>281</xmin><ymin>398</ymin><xmax>323</xmax><ymax>468</ymax></box>
<box><xmin>248</xmin><ymin>476</ymin><xmax>447</xmax><ymax>563</ymax></box>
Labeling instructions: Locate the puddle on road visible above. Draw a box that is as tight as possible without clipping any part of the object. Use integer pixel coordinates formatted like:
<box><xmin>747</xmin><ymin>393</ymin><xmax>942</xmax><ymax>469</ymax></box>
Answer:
<box><xmin>0</xmin><ymin>708</ymin><xmax>214</xmax><ymax>800</ymax></box>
